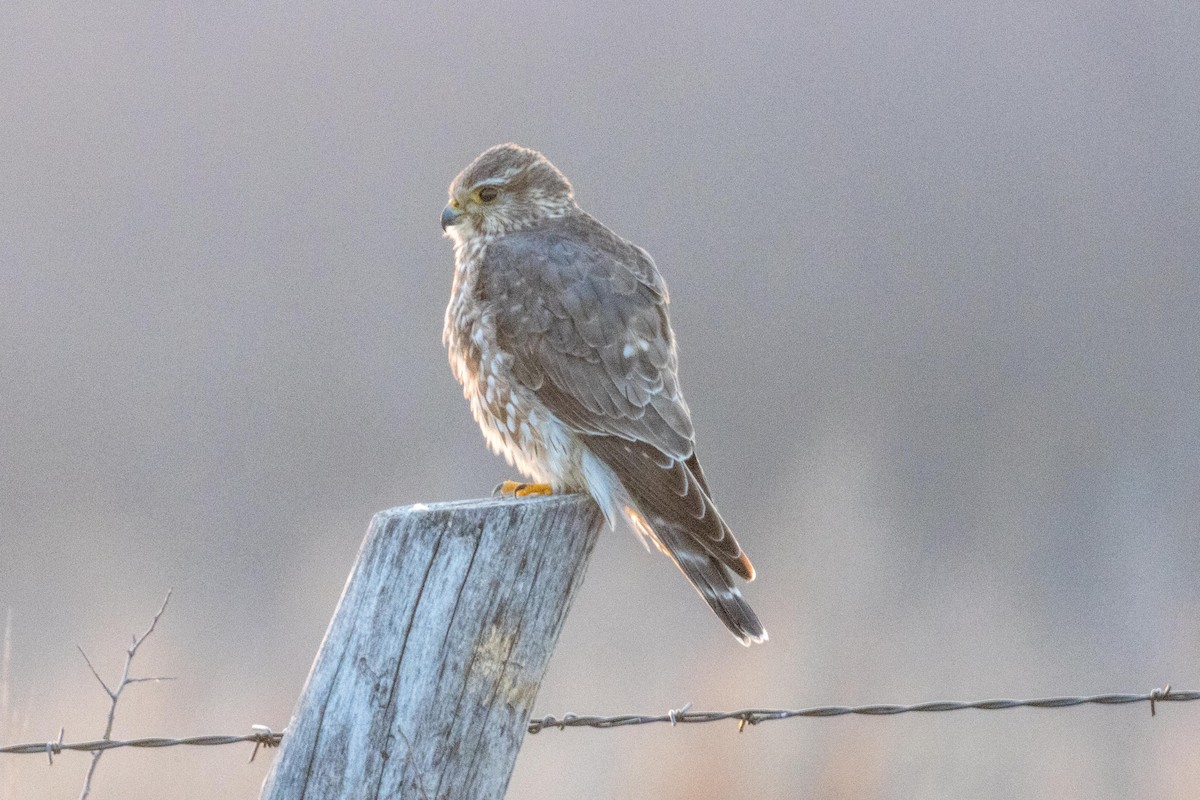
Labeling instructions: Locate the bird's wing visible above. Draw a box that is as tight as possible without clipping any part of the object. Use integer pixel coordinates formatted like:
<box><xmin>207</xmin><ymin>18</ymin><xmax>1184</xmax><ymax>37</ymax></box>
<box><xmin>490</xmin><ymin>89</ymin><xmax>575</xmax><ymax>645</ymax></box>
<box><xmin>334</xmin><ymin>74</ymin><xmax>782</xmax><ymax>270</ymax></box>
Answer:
<box><xmin>482</xmin><ymin>215</ymin><xmax>690</xmax><ymax>456</ymax></box>
<box><xmin>482</xmin><ymin>215</ymin><xmax>754</xmax><ymax>582</ymax></box>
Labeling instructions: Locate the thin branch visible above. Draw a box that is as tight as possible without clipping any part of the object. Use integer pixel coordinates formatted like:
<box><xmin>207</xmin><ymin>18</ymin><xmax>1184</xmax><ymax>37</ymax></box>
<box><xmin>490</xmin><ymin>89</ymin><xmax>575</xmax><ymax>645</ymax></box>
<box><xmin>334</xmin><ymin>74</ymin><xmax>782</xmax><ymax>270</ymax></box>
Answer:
<box><xmin>123</xmin><ymin>677</ymin><xmax>177</xmax><ymax>686</ymax></box>
<box><xmin>77</xmin><ymin>591</ymin><xmax>173</xmax><ymax>800</ymax></box>
<box><xmin>74</xmin><ymin>648</ymin><xmax>114</xmax><ymax>699</ymax></box>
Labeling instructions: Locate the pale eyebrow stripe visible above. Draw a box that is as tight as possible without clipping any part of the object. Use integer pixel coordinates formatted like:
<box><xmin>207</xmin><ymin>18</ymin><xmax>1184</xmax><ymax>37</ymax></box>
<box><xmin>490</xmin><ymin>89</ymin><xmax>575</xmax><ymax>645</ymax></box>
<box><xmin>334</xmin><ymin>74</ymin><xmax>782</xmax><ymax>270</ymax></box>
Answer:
<box><xmin>471</xmin><ymin>166</ymin><xmax>526</xmax><ymax>189</ymax></box>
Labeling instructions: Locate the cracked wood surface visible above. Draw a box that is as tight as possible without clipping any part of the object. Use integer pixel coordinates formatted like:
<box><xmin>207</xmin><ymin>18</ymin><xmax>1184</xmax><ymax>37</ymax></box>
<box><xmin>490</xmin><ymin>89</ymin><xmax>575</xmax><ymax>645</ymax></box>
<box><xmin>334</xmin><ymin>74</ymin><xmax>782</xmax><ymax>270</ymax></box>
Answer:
<box><xmin>259</xmin><ymin>494</ymin><xmax>603</xmax><ymax>800</ymax></box>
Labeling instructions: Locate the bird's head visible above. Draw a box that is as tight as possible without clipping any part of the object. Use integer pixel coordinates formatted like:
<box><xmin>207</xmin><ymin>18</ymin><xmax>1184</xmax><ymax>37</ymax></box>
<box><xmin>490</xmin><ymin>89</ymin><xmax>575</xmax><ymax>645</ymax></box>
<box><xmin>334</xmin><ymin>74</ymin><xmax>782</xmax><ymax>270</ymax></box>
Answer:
<box><xmin>441</xmin><ymin>144</ymin><xmax>576</xmax><ymax>243</ymax></box>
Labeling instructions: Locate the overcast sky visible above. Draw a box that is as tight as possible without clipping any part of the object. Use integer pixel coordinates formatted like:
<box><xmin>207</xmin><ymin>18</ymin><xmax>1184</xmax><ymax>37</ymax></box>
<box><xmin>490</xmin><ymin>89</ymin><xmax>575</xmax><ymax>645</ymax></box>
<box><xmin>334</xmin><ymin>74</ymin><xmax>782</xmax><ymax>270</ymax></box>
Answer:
<box><xmin>2</xmin><ymin>2</ymin><xmax>1198</xmax><ymax>798</ymax></box>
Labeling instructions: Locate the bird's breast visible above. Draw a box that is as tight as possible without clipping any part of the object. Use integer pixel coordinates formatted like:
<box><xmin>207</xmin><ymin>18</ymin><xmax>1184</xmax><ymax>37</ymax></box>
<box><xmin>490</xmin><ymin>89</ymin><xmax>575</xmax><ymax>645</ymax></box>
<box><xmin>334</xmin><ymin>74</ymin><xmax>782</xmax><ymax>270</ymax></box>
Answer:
<box><xmin>444</xmin><ymin>252</ymin><xmax>565</xmax><ymax>484</ymax></box>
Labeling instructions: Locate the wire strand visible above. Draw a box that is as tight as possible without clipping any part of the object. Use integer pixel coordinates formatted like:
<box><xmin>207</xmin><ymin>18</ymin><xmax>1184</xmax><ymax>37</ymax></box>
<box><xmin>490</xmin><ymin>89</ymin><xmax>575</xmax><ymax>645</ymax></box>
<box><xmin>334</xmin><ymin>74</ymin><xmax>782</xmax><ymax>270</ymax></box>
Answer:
<box><xmin>1</xmin><ymin>686</ymin><xmax>1194</xmax><ymax>758</ymax></box>
<box><xmin>527</xmin><ymin>686</ymin><xmax>1198</xmax><ymax>732</ymax></box>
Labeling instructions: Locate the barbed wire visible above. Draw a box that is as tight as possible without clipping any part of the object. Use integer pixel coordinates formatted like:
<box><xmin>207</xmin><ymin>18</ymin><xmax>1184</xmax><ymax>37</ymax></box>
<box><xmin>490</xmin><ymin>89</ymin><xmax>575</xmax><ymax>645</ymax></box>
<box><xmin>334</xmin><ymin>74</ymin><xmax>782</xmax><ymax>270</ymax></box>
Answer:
<box><xmin>1</xmin><ymin>686</ymin><xmax>1194</xmax><ymax>760</ymax></box>
<box><xmin>0</xmin><ymin>726</ymin><xmax>283</xmax><ymax>764</ymax></box>
<box><xmin>527</xmin><ymin>686</ymin><xmax>1198</xmax><ymax>732</ymax></box>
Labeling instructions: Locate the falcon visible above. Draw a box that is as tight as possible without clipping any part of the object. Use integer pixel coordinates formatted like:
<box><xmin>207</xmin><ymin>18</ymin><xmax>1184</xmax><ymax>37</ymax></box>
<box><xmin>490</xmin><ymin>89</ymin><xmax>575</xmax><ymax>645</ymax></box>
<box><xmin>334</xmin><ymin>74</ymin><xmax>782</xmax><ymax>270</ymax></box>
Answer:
<box><xmin>441</xmin><ymin>143</ymin><xmax>766</xmax><ymax>645</ymax></box>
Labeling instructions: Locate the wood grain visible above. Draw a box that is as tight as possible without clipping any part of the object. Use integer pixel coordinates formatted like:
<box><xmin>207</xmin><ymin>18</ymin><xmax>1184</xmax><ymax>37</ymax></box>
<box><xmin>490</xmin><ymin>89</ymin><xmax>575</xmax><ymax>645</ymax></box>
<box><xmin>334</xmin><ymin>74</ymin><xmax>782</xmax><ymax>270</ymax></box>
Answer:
<box><xmin>260</xmin><ymin>494</ymin><xmax>603</xmax><ymax>800</ymax></box>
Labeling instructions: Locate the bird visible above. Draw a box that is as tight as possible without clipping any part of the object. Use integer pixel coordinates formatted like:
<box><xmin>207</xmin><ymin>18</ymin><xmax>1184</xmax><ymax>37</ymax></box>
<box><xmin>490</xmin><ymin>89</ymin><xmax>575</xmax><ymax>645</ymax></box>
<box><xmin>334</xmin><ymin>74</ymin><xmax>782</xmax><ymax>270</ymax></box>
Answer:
<box><xmin>441</xmin><ymin>143</ymin><xmax>766</xmax><ymax>645</ymax></box>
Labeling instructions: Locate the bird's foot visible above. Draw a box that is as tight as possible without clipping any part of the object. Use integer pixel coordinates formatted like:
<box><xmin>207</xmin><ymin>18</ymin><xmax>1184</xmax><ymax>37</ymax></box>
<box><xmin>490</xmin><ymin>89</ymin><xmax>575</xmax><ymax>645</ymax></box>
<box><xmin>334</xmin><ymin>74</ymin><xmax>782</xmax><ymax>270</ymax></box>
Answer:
<box><xmin>493</xmin><ymin>481</ymin><xmax>554</xmax><ymax>497</ymax></box>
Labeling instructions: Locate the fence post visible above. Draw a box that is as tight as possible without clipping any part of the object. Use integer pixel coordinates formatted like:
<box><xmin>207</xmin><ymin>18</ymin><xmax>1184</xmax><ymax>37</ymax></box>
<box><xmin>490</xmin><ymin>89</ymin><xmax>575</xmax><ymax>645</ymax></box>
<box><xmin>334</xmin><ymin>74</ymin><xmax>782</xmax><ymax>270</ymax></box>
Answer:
<box><xmin>259</xmin><ymin>494</ymin><xmax>603</xmax><ymax>800</ymax></box>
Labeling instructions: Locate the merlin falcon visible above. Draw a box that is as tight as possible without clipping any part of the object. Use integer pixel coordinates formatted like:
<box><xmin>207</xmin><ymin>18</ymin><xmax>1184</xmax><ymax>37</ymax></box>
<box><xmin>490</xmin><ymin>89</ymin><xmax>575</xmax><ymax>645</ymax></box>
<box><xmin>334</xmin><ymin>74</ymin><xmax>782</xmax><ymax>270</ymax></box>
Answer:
<box><xmin>441</xmin><ymin>143</ymin><xmax>766</xmax><ymax>645</ymax></box>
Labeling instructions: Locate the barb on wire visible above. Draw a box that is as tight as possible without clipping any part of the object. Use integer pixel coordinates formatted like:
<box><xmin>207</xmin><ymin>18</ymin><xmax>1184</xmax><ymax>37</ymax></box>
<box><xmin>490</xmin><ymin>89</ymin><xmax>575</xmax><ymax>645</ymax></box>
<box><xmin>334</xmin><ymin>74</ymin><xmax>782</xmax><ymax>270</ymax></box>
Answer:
<box><xmin>248</xmin><ymin>725</ymin><xmax>282</xmax><ymax>763</ymax></box>
<box><xmin>0</xmin><ymin>686</ymin><xmax>1195</xmax><ymax>759</ymax></box>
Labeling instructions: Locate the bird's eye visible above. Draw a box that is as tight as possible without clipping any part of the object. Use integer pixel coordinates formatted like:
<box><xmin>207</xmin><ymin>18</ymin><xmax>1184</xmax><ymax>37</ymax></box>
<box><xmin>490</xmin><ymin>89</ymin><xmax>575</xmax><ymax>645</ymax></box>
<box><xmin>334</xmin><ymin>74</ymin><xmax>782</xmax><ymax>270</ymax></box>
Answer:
<box><xmin>477</xmin><ymin>186</ymin><xmax>500</xmax><ymax>203</ymax></box>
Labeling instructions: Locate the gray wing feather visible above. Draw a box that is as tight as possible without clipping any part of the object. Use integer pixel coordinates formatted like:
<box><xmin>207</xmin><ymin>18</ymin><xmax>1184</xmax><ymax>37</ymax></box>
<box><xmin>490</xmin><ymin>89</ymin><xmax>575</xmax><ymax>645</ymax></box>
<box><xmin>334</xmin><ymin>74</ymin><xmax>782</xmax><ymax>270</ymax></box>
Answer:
<box><xmin>483</xmin><ymin>215</ymin><xmax>694</xmax><ymax>458</ymax></box>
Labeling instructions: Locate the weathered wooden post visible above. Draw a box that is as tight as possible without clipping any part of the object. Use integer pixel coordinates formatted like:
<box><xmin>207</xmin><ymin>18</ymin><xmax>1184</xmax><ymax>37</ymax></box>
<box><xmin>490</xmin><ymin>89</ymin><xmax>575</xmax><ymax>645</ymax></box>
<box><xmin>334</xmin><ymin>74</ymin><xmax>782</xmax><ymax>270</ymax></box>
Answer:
<box><xmin>260</xmin><ymin>494</ymin><xmax>603</xmax><ymax>800</ymax></box>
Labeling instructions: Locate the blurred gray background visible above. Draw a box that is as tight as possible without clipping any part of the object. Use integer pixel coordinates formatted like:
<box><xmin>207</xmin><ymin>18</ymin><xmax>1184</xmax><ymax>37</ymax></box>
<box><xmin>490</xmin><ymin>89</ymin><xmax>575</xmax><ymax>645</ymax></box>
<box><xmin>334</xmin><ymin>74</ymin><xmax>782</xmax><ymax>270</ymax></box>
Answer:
<box><xmin>2</xmin><ymin>2</ymin><xmax>1198</xmax><ymax>798</ymax></box>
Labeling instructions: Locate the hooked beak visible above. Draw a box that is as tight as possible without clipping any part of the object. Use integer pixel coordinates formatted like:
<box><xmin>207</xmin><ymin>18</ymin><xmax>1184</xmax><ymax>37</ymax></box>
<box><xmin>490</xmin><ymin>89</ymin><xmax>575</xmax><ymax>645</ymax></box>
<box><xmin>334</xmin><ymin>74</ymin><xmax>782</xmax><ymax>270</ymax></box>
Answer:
<box><xmin>441</xmin><ymin>204</ymin><xmax>463</xmax><ymax>232</ymax></box>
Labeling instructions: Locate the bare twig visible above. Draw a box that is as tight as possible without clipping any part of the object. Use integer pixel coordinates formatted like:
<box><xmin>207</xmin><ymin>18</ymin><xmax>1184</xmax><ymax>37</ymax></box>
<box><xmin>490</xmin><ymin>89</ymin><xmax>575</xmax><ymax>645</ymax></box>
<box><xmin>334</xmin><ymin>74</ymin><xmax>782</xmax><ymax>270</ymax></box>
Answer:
<box><xmin>77</xmin><ymin>591</ymin><xmax>174</xmax><ymax>800</ymax></box>
<box><xmin>75</xmin><ymin>648</ymin><xmax>113</xmax><ymax>698</ymax></box>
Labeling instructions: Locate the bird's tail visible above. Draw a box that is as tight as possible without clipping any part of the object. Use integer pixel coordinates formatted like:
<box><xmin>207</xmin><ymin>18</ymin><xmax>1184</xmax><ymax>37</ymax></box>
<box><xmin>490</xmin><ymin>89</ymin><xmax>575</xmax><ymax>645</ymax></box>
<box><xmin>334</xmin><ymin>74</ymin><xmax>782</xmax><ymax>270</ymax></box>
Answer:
<box><xmin>579</xmin><ymin>438</ymin><xmax>767</xmax><ymax>645</ymax></box>
<box><xmin>628</xmin><ymin>510</ymin><xmax>767</xmax><ymax>646</ymax></box>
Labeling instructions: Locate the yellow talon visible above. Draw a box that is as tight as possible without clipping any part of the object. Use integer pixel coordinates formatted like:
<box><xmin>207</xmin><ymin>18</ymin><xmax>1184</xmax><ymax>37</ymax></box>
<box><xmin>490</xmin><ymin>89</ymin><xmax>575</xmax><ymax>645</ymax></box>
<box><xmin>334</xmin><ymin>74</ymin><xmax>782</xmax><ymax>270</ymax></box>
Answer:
<box><xmin>494</xmin><ymin>481</ymin><xmax>554</xmax><ymax>497</ymax></box>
